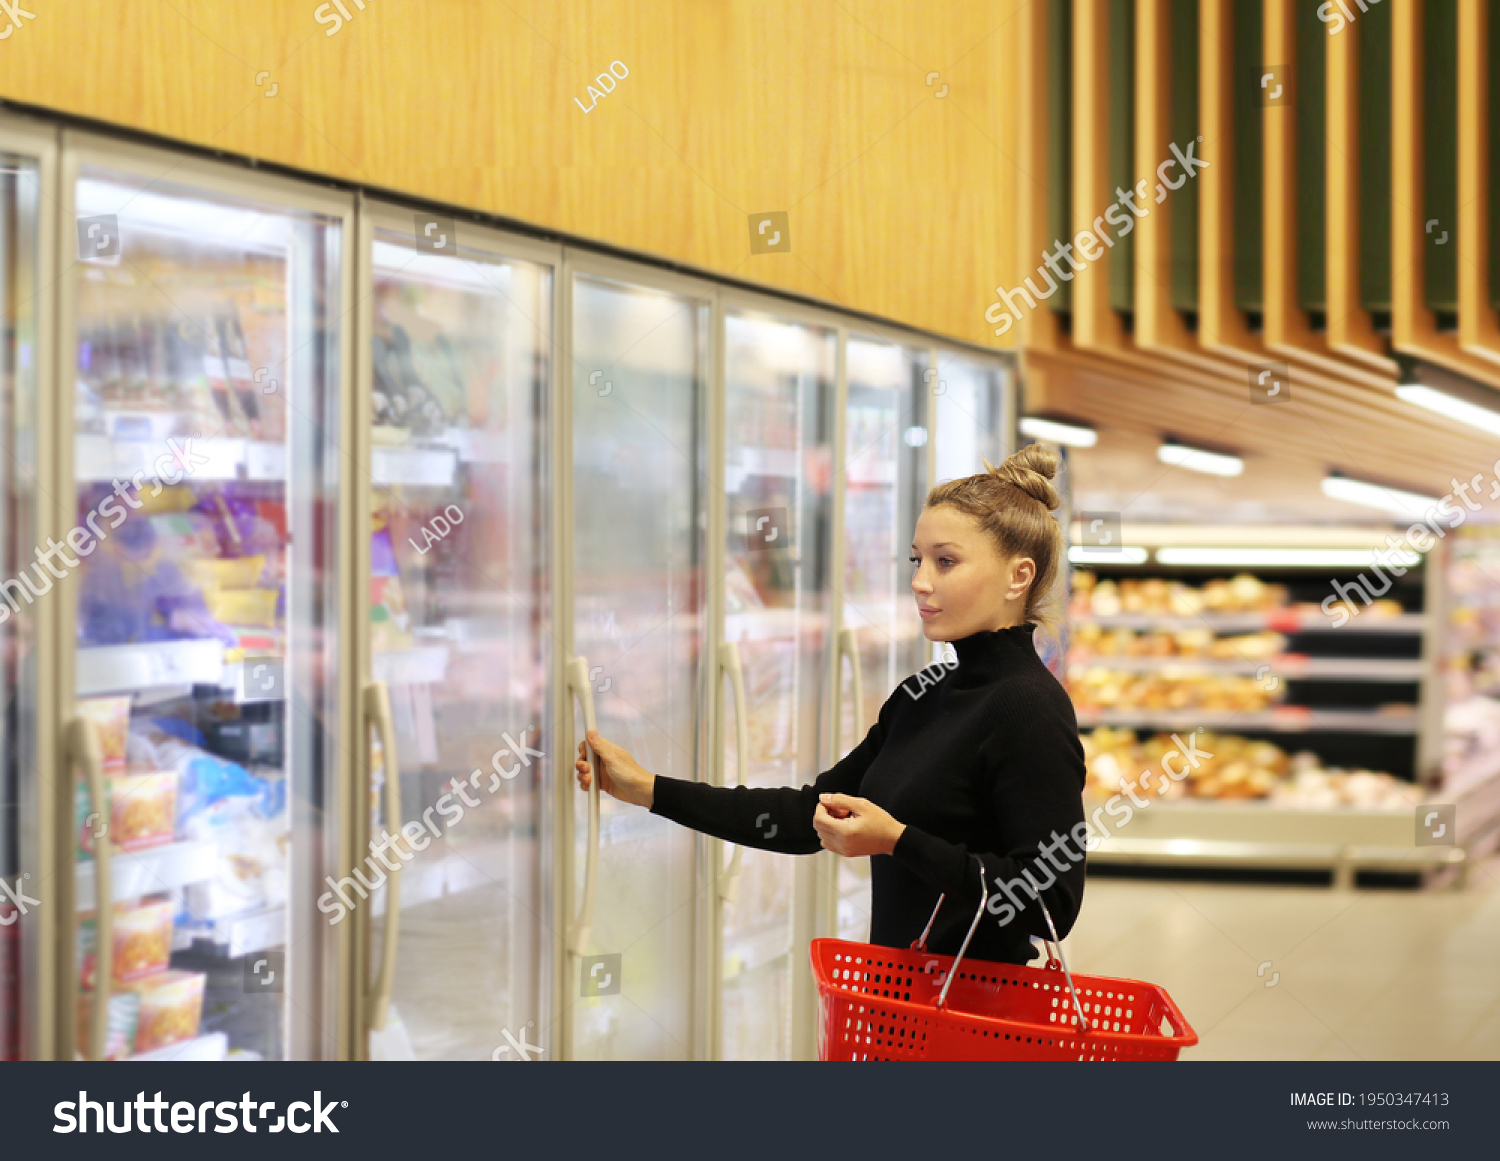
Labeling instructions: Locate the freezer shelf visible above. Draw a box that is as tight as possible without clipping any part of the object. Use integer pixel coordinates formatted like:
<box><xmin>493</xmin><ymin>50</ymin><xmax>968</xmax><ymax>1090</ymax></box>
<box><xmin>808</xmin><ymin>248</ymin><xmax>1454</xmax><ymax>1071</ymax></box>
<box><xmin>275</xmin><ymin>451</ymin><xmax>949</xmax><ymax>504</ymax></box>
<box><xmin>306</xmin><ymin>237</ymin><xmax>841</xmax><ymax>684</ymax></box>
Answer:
<box><xmin>75</xmin><ymin>435</ymin><xmax>286</xmax><ymax>482</ymax></box>
<box><xmin>77</xmin><ymin>640</ymin><xmax>225</xmax><ymax>696</ymax></box>
<box><xmin>76</xmin><ymin>840</ymin><xmax>217</xmax><ymax>912</ymax></box>
<box><xmin>127</xmin><ymin>1031</ymin><xmax>229</xmax><ymax>1062</ymax></box>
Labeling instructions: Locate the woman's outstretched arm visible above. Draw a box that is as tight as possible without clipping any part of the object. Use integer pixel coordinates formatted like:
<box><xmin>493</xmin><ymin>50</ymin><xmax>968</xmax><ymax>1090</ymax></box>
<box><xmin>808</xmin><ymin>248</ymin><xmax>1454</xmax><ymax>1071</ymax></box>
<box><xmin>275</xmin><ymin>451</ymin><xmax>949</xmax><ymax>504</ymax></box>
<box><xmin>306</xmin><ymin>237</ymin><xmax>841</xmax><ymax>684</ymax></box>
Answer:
<box><xmin>575</xmin><ymin>706</ymin><xmax>889</xmax><ymax>855</ymax></box>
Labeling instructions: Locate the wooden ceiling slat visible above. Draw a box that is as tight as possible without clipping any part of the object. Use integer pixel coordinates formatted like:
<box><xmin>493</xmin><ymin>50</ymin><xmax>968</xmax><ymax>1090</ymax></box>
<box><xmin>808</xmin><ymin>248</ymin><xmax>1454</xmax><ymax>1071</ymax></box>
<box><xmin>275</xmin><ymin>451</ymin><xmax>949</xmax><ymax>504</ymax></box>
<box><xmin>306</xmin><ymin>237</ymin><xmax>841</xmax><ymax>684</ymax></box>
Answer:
<box><xmin>1133</xmin><ymin>0</ymin><xmax>1194</xmax><ymax>355</ymax></box>
<box><xmin>1070</xmin><ymin>0</ymin><xmax>1126</xmax><ymax>352</ymax></box>
<box><xmin>1457</xmin><ymin>0</ymin><xmax>1500</xmax><ymax>366</ymax></box>
<box><xmin>1391</xmin><ymin>0</ymin><xmax>1500</xmax><ymax>385</ymax></box>
<box><xmin>1196</xmin><ymin>0</ymin><xmax>1255</xmax><ymax>355</ymax></box>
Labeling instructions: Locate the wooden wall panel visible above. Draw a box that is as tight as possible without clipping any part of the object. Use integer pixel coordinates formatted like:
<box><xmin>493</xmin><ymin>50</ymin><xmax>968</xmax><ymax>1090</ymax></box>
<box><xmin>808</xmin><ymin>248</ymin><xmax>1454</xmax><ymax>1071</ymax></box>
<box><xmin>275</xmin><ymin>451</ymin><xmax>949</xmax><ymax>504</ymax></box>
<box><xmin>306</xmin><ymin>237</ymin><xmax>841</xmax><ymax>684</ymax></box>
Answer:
<box><xmin>0</xmin><ymin>0</ymin><xmax>1026</xmax><ymax>349</ymax></box>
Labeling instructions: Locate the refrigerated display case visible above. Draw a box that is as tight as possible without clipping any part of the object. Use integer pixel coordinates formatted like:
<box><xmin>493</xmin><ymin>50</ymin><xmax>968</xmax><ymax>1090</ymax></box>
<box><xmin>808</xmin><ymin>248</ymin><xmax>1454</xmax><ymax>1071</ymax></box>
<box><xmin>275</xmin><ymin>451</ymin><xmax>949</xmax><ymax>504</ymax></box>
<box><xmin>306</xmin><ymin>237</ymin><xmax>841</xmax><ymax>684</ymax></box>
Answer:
<box><xmin>58</xmin><ymin>138</ymin><xmax>351</xmax><ymax>1061</ymax></box>
<box><xmin>0</xmin><ymin>110</ymin><xmax>1021</xmax><ymax>1062</ymax></box>
<box><xmin>566</xmin><ymin>267</ymin><xmax>709</xmax><ymax>1060</ymax></box>
<box><xmin>0</xmin><ymin>122</ymin><xmax>51</xmax><ymax>1062</ymax></box>
<box><xmin>716</xmin><ymin>309</ymin><xmax>836</xmax><ymax>1060</ymax></box>
<box><xmin>357</xmin><ymin>209</ymin><xmax>555</xmax><ymax>1060</ymax></box>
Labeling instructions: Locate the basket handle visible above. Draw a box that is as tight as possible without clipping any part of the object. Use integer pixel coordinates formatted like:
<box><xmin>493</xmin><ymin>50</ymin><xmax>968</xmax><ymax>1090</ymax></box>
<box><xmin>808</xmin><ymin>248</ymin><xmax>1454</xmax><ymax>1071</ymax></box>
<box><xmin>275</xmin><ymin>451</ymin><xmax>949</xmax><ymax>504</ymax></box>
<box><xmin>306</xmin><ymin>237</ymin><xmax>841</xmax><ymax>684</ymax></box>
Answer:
<box><xmin>1036</xmin><ymin>893</ymin><xmax>1092</xmax><ymax>1037</ymax></box>
<box><xmin>913</xmin><ymin>859</ymin><xmax>1093</xmax><ymax>1034</ymax></box>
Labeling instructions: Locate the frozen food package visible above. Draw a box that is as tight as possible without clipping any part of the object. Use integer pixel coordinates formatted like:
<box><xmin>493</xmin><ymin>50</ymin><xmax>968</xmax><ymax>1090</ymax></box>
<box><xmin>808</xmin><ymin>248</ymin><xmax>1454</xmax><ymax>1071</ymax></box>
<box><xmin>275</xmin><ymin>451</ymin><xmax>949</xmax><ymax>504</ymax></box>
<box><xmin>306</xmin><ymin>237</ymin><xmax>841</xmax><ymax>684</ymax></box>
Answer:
<box><xmin>371</xmin><ymin>525</ymin><xmax>415</xmax><ymax>651</ymax></box>
<box><xmin>180</xmin><ymin>554</ymin><xmax>267</xmax><ymax>592</ymax></box>
<box><xmin>74</xmin><ymin>515</ymin><xmax>217</xmax><ymax>646</ymax></box>
<box><xmin>130</xmin><ymin>970</ymin><xmax>205</xmax><ymax>1054</ymax></box>
<box><xmin>137</xmin><ymin>731</ymin><xmax>273</xmax><ymax>835</ymax></box>
<box><xmin>203</xmin><ymin>586</ymin><xmax>279</xmax><ymax>627</ymax></box>
<box><xmin>79</xmin><ymin>897</ymin><xmax>174</xmax><ymax>988</ymax></box>
<box><xmin>182</xmin><ymin>790</ymin><xmax>289</xmax><ymax>918</ymax></box>
<box><xmin>112</xmin><ymin>897</ymin><xmax>175</xmax><ymax>983</ymax></box>
<box><xmin>107</xmin><ymin>771</ymin><xmax>178</xmax><ymax>851</ymax></box>
<box><xmin>147</xmin><ymin>511</ymin><xmax>220</xmax><ymax>558</ymax></box>
<box><xmin>76</xmin><ymin>990</ymin><xmax>140</xmax><ymax>1061</ymax></box>
<box><xmin>76</xmin><ymin>695</ymin><xmax>132</xmax><ymax>772</ymax></box>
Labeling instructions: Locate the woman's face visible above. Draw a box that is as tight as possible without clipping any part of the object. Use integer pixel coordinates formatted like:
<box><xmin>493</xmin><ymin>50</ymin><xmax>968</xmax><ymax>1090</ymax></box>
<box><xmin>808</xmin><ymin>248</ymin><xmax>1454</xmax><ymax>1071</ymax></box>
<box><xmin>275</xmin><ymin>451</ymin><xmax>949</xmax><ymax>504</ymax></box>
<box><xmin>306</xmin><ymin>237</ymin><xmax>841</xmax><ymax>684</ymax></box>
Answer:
<box><xmin>909</xmin><ymin>504</ymin><xmax>1035</xmax><ymax>641</ymax></box>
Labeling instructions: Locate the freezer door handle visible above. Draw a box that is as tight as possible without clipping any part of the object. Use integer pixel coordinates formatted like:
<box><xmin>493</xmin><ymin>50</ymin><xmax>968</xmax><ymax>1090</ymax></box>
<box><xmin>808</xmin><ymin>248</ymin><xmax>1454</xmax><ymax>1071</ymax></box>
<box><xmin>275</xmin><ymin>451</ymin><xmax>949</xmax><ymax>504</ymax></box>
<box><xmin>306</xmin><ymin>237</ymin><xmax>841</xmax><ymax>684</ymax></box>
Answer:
<box><xmin>566</xmin><ymin>657</ymin><xmax>601</xmax><ymax>957</ymax></box>
<box><xmin>717</xmin><ymin>641</ymin><xmax>749</xmax><ymax>903</ymax></box>
<box><xmin>363</xmin><ymin>680</ymin><xmax>402</xmax><ymax>1032</ymax></box>
<box><xmin>68</xmin><ymin>715</ymin><xmax>112</xmax><ymax>1062</ymax></box>
<box><xmin>837</xmin><ymin>627</ymin><xmax>865</xmax><ymax>741</ymax></box>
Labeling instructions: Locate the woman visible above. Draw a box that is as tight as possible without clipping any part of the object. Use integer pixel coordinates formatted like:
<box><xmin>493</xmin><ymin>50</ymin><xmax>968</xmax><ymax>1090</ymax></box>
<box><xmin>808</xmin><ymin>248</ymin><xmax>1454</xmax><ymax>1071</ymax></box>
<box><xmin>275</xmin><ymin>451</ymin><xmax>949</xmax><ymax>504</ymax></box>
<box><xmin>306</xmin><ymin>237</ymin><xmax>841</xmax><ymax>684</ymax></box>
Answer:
<box><xmin>574</xmin><ymin>444</ymin><xmax>1087</xmax><ymax>965</ymax></box>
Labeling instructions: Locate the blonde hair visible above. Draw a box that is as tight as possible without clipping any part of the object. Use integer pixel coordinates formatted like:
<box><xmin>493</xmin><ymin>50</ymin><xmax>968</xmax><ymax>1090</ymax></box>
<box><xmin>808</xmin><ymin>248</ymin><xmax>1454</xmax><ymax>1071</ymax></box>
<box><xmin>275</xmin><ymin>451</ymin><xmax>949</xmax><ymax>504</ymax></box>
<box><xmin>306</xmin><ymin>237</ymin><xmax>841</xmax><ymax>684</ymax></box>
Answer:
<box><xmin>923</xmin><ymin>443</ymin><xmax>1066</xmax><ymax>633</ymax></box>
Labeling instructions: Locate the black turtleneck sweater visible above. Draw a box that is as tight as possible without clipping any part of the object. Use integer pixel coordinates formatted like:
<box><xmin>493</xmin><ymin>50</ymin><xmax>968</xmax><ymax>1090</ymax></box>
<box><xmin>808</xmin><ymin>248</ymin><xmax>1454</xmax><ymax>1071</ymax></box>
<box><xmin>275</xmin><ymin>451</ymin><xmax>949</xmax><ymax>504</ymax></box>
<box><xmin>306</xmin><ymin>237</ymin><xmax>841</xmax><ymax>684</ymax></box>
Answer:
<box><xmin>649</xmin><ymin>622</ymin><xmax>1088</xmax><ymax>965</ymax></box>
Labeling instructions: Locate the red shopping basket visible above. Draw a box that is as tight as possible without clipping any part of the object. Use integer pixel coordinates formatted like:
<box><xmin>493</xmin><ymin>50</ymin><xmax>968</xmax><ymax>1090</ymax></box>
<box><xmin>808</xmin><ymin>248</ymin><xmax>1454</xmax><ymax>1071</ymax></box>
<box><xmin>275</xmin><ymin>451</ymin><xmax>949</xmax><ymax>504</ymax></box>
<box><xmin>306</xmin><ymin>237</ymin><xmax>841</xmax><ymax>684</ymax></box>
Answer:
<box><xmin>811</xmin><ymin>863</ymin><xmax>1197</xmax><ymax>1061</ymax></box>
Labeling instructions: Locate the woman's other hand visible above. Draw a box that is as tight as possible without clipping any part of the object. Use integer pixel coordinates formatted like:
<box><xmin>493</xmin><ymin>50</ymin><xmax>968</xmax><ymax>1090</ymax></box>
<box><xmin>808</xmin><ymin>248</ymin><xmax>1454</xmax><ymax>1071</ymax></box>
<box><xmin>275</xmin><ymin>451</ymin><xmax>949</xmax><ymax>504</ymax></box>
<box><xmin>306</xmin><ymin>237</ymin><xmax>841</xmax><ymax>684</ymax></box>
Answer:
<box><xmin>575</xmin><ymin>728</ymin><xmax>655</xmax><ymax>808</ymax></box>
<box><xmin>812</xmin><ymin>793</ymin><xmax>906</xmax><ymax>857</ymax></box>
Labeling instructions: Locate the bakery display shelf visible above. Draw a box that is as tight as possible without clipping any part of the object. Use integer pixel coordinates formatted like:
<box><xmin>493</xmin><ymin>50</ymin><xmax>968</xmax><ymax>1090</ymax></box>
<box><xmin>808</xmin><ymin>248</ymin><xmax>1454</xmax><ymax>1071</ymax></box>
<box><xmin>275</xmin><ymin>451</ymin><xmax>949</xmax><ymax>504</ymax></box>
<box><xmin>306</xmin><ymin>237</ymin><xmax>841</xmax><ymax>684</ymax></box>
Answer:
<box><xmin>1074</xmin><ymin>612</ymin><xmax>1427</xmax><ymax>634</ymax></box>
<box><xmin>77</xmin><ymin>638</ymin><xmax>225</xmax><ymax>696</ymax></box>
<box><xmin>1069</xmin><ymin>655</ymin><xmax>1424</xmax><ymax>681</ymax></box>
<box><xmin>1089</xmin><ymin>836</ymin><xmax>1467</xmax><ymax>889</ymax></box>
<box><xmin>1083</xmin><ymin>796</ymin><xmax>1478</xmax><ymax>887</ymax></box>
<box><xmin>126</xmin><ymin>1031</ymin><xmax>229</xmax><ymax>1062</ymax></box>
<box><xmin>76</xmin><ymin>839</ymin><xmax>217</xmax><ymax>912</ymax></box>
<box><xmin>1075</xmin><ymin>708</ymin><xmax>1419</xmax><ymax>734</ymax></box>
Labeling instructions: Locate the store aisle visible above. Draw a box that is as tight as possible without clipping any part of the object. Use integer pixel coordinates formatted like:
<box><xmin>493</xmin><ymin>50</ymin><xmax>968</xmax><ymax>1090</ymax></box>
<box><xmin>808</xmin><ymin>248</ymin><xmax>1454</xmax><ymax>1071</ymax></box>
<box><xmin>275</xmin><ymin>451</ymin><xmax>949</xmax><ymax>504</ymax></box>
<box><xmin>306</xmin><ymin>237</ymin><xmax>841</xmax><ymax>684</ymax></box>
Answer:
<box><xmin>1063</xmin><ymin>857</ymin><xmax>1500</xmax><ymax>1060</ymax></box>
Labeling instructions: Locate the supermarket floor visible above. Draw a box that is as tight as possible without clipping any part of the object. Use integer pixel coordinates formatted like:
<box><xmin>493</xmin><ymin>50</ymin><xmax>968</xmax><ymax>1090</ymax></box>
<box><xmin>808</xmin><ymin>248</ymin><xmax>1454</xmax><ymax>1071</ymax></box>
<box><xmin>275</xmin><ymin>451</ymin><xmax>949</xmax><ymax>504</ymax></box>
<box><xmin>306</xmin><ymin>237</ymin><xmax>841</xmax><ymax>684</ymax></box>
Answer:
<box><xmin>1061</xmin><ymin>853</ymin><xmax>1500</xmax><ymax>1060</ymax></box>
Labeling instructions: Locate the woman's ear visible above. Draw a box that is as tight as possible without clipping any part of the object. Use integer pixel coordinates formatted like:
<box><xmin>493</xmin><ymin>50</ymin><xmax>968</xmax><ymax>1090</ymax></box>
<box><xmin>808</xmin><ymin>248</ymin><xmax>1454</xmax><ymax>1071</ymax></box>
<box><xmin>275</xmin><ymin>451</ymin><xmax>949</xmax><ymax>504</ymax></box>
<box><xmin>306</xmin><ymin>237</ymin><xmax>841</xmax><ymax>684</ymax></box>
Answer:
<box><xmin>1006</xmin><ymin>556</ymin><xmax>1036</xmax><ymax>603</ymax></box>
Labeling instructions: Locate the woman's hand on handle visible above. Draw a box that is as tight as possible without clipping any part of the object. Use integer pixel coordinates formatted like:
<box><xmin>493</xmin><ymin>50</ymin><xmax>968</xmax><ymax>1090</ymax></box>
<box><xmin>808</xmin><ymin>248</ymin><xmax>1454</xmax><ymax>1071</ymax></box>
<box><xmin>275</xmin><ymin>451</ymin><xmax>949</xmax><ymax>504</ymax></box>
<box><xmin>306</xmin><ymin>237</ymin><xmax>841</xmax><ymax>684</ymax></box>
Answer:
<box><xmin>575</xmin><ymin>728</ymin><xmax>655</xmax><ymax>809</ymax></box>
<box><xmin>812</xmin><ymin>793</ymin><xmax>906</xmax><ymax>857</ymax></box>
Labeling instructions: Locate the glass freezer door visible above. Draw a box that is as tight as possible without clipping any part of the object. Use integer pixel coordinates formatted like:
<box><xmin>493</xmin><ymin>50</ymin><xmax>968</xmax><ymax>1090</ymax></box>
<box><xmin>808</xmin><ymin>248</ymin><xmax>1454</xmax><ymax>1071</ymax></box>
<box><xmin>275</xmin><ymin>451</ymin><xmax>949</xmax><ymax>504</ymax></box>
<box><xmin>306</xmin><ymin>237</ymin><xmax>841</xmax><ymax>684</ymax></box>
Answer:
<box><xmin>0</xmin><ymin>136</ymin><xmax>45</xmax><ymax>1060</ymax></box>
<box><xmin>361</xmin><ymin>221</ymin><xmax>551</xmax><ymax>1060</ymax></box>
<box><xmin>718</xmin><ymin>311</ymin><xmax>836</xmax><ymax>1059</ymax></box>
<box><xmin>63</xmin><ymin>156</ymin><xmax>347</xmax><ymax>1061</ymax></box>
<box><xmin>836</xmin><ymin>336</ymin><xmax>930</xmax><ymax>943</ymax></box>
<box><xmin>569</xmin><ymin>274</ymin><xmax>708</xmax><ymax>1060</ymax></box>
<box><xmin>933</xmin><ymin>353</ymin><xmax>1011</xmax><ymax>488</ymax></box>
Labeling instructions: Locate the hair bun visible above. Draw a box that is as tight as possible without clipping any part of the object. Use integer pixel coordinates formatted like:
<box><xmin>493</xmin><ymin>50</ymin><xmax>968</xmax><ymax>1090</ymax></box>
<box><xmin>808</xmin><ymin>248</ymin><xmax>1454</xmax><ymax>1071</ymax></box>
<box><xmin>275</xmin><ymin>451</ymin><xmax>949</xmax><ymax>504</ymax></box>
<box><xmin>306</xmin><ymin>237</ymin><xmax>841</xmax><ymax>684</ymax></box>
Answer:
<box><xmin>982</xmin><ymin>444</ymin><xmax>1061</xmax><ymax>509</ymax></box>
